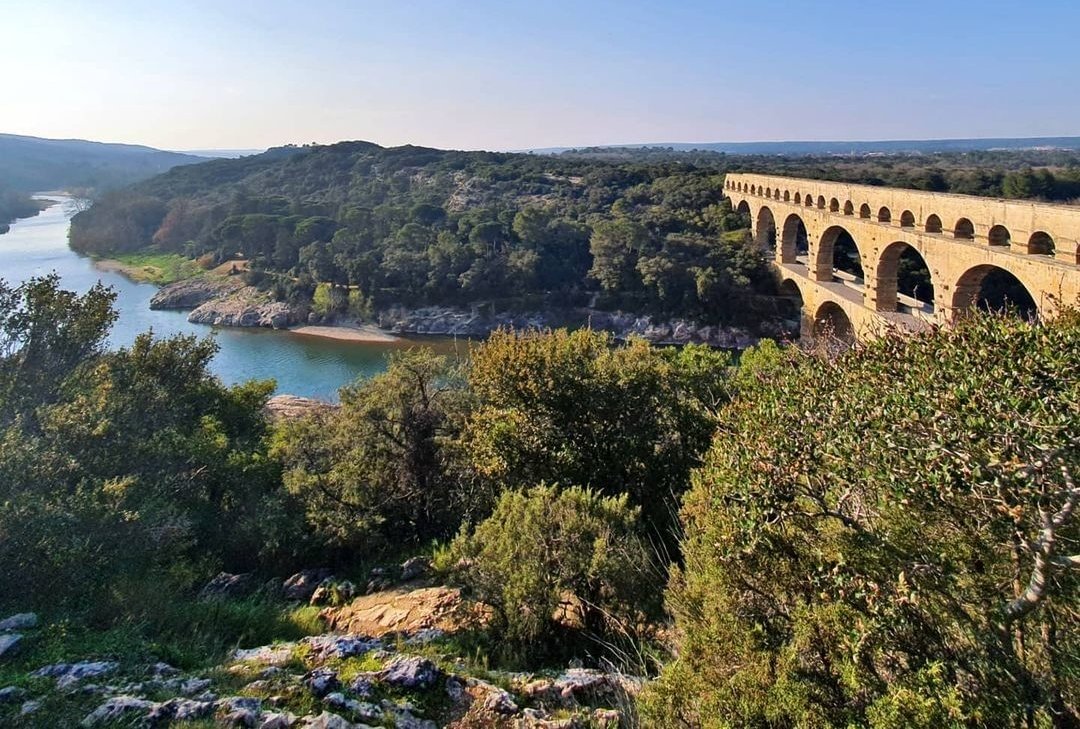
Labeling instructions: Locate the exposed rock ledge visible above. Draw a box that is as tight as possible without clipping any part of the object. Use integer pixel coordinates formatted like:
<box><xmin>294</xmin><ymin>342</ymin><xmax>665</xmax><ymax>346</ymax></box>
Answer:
<box><xmin>151</xmin><ymin>276</ymin><xmax>300</xmax><ymax>329</ymax></box>
<box><xmin>264</xmin><ymin>395</ymin><xmax>336</xmax><ymax>420</ymax></box>
<box><xmin>188</xmin><ymin>294</ymin><xmax>296</xmax><ymax>329</ymax></box>
<box><xmin>377</xmin><ymin>305</ymin><xmax>763</xmax><ymax>348</ymax></box>
<box><xmin>150</xmin><ymin>277</ymin><xmax>772</xmax><ymax>347</ymax></box>
<box><xmin>149</xmin><ymin>276</ymin><xmax>245</xmax><ymax>310</ymax></box>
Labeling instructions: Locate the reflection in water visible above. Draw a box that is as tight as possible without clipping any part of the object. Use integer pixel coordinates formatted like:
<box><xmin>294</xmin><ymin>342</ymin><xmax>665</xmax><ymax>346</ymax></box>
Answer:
<box><xmin>0</xmin><ymin>196</ymin><xmax>467</xmax><ymax>400</ymax></box>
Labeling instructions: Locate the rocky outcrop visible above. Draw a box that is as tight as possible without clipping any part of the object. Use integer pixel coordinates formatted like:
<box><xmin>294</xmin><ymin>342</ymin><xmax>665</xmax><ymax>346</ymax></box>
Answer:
<box><xmin>0</xmin><ymin>634</ymin><xmax>21</xmax><ymax>658</ymax></box>
<box><xmin>282</xmin><ymin>569</ymin><xmax>334</xmax><ymax>601</ymax></box>
<box><xmin>150</xmin><ymin>275</ymin><xmax>301</xmax><ymax>330</ymax></box>
<box><xmin>4</xmin><ymin>586</ymin><xmax>636</xmax><ymax>728</ymax></box>
<box><xmin>0</xmin><ymin>612</ymin><xmax>36</xmax><ymax>660</ymax></box>
<box><xmin>0</xmin><ymin>613</ymin><xmax>37</xmax><ymax>632</ymax></box>
<box><xmin>33</xmin><ymin>660</ymin><xmax>119</xmax><ymax>690</ymax></box>
<box><xmin>264</xmin><ymin>395</ymin><xmax>335</xmax><ymax>421</ymax></box>
<box><xmin>321</xmin><ymin>585</ymin><xmax>462</xmax><ymax>638</ymax></box>
<box><xmin>377</xmin><ymin>304</ymin><xmax>759</xmax><ymax>348</ymax></box>
<box><xmin>188</xmin><ymin>290</ymin><xmax>297</xmax><ymax>329</ymax></box>
<box><xmin>150</xmin><ymin>276</ymin><xmax>245</xmax><ymax>310</ymax></box>
<box><xmin>199</xmin><ymin>572</ymin><xmax>257</xmax><ymax>601</ymax></box>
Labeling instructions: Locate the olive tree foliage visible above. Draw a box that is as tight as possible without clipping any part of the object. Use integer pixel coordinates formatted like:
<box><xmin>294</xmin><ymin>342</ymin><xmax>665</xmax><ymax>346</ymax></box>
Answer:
<box><xmin>641</xmin><ymin>312</ymin><xmax>1080</xmax><ymax>727</ymax></box>
<box><xmin>0</xmin><ymin>275</ymin><xmax>117</xmax><ymax>420</ymax></box>
<box><xmin>458</xmin><ymin>328</ymin><xmax>731</xmax><ymax>533</ymax></box>
<box><xmin>272</xmin><ymin>348</ymin><xmax>473</xmax><ymax>550</ymax></box>
<box><xmin>443</xmin><ymin>484</ymin><xmax>660</xmax><ymax>660</ymax></box>
<box><xmin>0</xmin><ymin>277</ymin><xmax>285</xmax><ymax>610</ymax></box>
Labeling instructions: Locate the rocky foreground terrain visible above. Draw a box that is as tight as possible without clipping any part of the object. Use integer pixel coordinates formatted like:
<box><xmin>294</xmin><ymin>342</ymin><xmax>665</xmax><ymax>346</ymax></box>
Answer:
<box><xmin>0</xmin><ymin>561</ymin><xmax>639</xmax><ymax>728</ymax></box>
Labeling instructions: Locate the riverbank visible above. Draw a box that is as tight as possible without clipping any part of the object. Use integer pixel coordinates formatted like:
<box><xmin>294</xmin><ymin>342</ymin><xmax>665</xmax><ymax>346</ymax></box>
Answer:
<box><xmin>93</xmin><ymin>253</ymin><xmax>202</xmax><ymax>285</ymax></box>
<box><xmin>149</xmin><ymin>274</ymin><xmax>770</xmax><ymax>348</ymax></box>
<box><xmin>290</xmin><ymin>324</ymin><xmax>400</xmax><ymax>343</ymax></box>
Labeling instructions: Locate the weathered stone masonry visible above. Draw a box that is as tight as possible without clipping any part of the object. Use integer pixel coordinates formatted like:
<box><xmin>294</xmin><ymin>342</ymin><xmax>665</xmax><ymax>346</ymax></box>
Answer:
<box><xmin>724</xmin><ymin>173</ymin><xmax>1080</xmax><ymax>340</ymax></box>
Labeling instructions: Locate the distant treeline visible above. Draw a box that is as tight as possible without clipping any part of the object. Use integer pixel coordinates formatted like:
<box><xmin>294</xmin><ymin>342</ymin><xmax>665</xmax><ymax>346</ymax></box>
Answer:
<box><xmin>0</xmin><ymin>187</ymin><xmax>42</xmax><ymax>234</ymax></box>
<box><xmin>561</xmin><ymin>146</ymin><xmax>1080</xmax><ymax>201</ymax></box>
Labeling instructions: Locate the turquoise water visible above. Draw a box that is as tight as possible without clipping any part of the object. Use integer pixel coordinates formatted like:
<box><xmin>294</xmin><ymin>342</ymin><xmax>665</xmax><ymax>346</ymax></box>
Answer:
<box><xmin>0</xmin><ymin>196</ymin><xmax>467</xmax><ymax>400</ymax></box>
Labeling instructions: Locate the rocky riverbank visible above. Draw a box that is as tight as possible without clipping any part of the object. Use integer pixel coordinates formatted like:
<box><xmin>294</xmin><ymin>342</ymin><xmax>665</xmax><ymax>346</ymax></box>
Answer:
<box><xmin>150</xmin><ymin>277</ymin><xmax>767</xmax><ymax>348</ymax></box>
<box><xmin>151</xmin><ymin>276</ymin><xmax>301</xmax><ymax>329</ymax></box>
<box><xmin>377</xmin><ymin>305</ymin><xmax>763</xmax><ymax>349</ymax></box>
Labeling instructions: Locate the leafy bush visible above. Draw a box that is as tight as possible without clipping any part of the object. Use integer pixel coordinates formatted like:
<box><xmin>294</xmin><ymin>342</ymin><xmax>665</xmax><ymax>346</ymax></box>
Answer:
<box><xmin>459</xmin><ymin>328</ymin><xmax>730</xmax><ymax>536</ymax></box>
<box><xmin>443</xmin><ymin>484</ymin><xmax>660</xmax><ymax>662</ymax></box>
<box><xmin>0</xmin><ymin>276</ymin><xmax>297</xmax><ymax>612</ymax></box>
<box><xmin>641</xmin><ymin>311</ymin><xmax>1080</xmax><ymax>726</ymax></box>
<box><xmin>272</xmin><ymin>348</ymin><xmax>472</xmax><ymax>550</ymax></box>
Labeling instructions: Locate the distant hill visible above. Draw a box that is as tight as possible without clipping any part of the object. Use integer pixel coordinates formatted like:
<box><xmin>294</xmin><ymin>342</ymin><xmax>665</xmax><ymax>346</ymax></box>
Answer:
<box><xmin>180</xmin><ymin>149</ymin><xmax>266</xmax><ymax>159</ymax></box>
<box><xmin>531</xmin><ymin>136</ymin><xmax>1080</xmax><ymax>156</ymax></box>
<box><xmin>0</xmin><ymin>133</ymin><xmax>204</xmax><ymax>192</ymax></box>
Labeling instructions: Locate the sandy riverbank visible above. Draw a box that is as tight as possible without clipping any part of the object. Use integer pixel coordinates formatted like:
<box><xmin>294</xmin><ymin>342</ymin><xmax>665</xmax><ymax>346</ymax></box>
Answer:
<box><xmin>289</xmin><ymin>324</ymin><xmax>401</xmax><ymax>343</ymax></box>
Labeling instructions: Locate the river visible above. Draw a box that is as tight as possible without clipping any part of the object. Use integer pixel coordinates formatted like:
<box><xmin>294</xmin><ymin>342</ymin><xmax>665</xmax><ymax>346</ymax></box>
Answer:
<box><xmin>0</xmin><ymin>196</ymin><xmax>467</xmax><ymax>400</ymax></box>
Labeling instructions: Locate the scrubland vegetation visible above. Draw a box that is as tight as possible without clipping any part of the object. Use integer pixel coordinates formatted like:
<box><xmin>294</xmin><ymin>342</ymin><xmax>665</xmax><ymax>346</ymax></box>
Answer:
<box><xmin>1</xmin><ymin>270</ymin><xmax>1077</xmax><ymax>726</ymax></box>
<box><xmin>3</xmin><ymin>144</ymin><xmax>1080</xmax><ymax>726</ymax></box>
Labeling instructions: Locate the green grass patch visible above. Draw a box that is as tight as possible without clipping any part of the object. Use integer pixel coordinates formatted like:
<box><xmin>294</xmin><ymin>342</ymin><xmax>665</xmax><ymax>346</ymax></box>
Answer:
<box><xmin>99</xmin><ymin>252</ymin><xmax>203</xmax><ymax>285</ymax></box>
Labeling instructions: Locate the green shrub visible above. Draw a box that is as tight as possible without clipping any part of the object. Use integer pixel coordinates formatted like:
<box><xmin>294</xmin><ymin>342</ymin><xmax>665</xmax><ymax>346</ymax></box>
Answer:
<box><xmin>0</xmin><ymin>276</ymin><xmax>298</xmax><ymax>612</ymax></box>
<box><xmin>272</xmin><ymin>348</ymin><xmax>471</xmax><ymax>550</ymax></box>
<box><xmin>444</xmin><ymin>484</ymin><xmax>660</xmax><ymax>663</ymax></box>
<box><xmin>640</xmin><ymin>311</ymin><xmax>1080</xmax><ymax>726</ymax></box>
<box><xmin>458</xmin><ymin>328</ymin><xmax>730</xmax><ymax>535</ymax></box>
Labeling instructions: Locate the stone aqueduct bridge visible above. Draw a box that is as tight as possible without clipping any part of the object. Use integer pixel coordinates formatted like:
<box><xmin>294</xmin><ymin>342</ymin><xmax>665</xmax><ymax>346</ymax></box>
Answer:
<box><xmin>724</xmin><ymin>173</ymin><xmax>1080</xmax><ymax>339</ymax></box>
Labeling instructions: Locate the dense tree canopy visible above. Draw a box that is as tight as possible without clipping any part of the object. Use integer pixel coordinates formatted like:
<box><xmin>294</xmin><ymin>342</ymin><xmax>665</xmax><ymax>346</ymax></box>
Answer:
<box><xmin>443</xmin><ymin>485</ymin><xmax>659</xmax><ymax>661</ymax></box>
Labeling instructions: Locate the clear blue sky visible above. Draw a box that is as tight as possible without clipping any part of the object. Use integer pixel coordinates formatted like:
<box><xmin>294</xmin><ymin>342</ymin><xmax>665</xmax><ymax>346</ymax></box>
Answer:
<box><xmin>4</xmin><ymin>0</ymin><xmax>1078</xmax><ymax>151</ymax></box>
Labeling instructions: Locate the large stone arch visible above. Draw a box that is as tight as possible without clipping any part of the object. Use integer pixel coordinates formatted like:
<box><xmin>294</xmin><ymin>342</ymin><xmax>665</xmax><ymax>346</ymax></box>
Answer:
<box><xmin>755</xmin><ymin>206</ymin><xmax>777</xmax><ymax>254</ymax></box>
<box><xmin>951</xmin><ymin>264</ymin><xmax>1040</xmax><ymax>320</ymax></box>
<box><xmin>780</xmin><ymin>213</ymin><xmax>809</xmax><ymax>263</ymax></box>
<box><xmin>815</xmin><ymin>225</ymin><xmax>866</xmax><ymax>282</ymax></box>
<box><xmin>813</xmin><ymin>300</ymin><xmax>855</xmax><ymax>342</ymax></box>
<box><xmin>874</xmin><ymin>241</ymin><xmax>936</xmax><ymax>313</ymax></box>
<box><xmin>778</xmin><ymin>277</ymin><xmax>805</xmax><ymax>338</ymax></box>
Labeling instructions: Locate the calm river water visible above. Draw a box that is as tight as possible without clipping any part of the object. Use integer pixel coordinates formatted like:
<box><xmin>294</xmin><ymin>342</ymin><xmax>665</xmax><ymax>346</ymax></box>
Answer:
<box><xmin>0</xmin><ymin>196</ymin><xmax>466</xmax><ymax>400</ymax></box>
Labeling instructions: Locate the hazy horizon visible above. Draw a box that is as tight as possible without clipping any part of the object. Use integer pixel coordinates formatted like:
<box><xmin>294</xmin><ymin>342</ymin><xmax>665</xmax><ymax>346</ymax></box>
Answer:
<box><xmin>5</xmin><ymin>0</ymin><xmax>1079</xmax><ymax>152</ymax></box>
